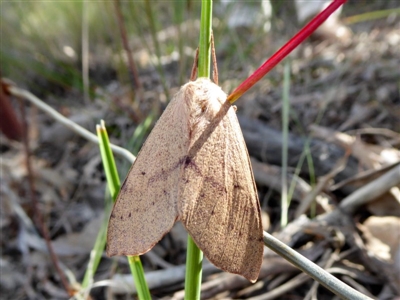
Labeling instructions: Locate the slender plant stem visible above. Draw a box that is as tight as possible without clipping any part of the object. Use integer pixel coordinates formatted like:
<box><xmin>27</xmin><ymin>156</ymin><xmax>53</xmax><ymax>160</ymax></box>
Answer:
<box><xmin>184</xmin><ymin>1</ymin><xmax>212</xmax><ymax>299</ymax></box>
<box><xmin>97</xmin><ymin>121</ymin><xmax>151</xmax><ymax>300</ymax></box>
<box><xmin>339</xmin><ymin>163</ymin><xmax>400</xmax><ymax>214</ymax></box>
<box><xmin>280</xmin><ymin>61</ymin><xmax>290</xmax><ymax>227</ymax></box>
<box><xmin>113</xmin><ymin>0</ymin><xmax>142</xmax><ymax>90</ymax></box>
<box><xmin>144</xmin><ymin>0</ymin><xmax>170</xmax><ymax>100</ymax></box>
<box><xmin>305</xmin><ymin>144</ymin><xmax>317</xmax><ymax>217</ymax></box>
<box><xmin>82</xmin><ymin>0</ymin><xmax>90</xmax><ymax>102</ymax></box>
<box><xmin>343</xmin><ymin>7</ymin><xmax>400</xmax><ymax>24</ymax></box>
<box><xmin>263</xmin><ymin>231</ymin><xmax>373</xmax><ymax>300</ymax></box>
<box><xmin>9</xmin><ymin>86</ymin><xmax>136</xmax><ymax>164</ymax></box>
<box><xmin>185</xmin><ymin>237</ymin><xmax>204</xmax><ymax>300</ymax></box>
<box><xmin>127</xmin><ymin>256</ymin><xmax>150</xmax><ymax>299</ymax></box>
<box><xmin>227</xmin><ymin>0</ymin><xmax>347</xmax><ymax>103</ymax></box>
<box><xmin>97</xmin><ymin>120</ymin><xmax>121</xmax><ymax>198</ymax></box>
<box><xmin>173</xmin><ymin>1</ymin><xmax>185</xmax><ymax>85</ymax></box>
<box><xmin>18</xmin><ymin>99</ymin><xmax>72</xmax><ymax>296</ymax></box>
<box><xmin>0</xmin><ymin>78</ymin><xmax>23</xmax><ymax>140</ymax></box>
<box><xmin>81</xmin><ymin>202</ymin><xmax>110</xmax><ymax>296</ymax></box>
<box><xmin>198</xmin><ymin>0</ymin><xmax>212</xmax><ymax>78</ymax></box>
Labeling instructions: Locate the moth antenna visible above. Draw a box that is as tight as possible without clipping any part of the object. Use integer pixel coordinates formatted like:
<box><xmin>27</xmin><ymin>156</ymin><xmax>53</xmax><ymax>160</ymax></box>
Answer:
<box><xmin>211</xmin><ymin>32</ymin><xmax>218</xmax><ymax>85</ymax></box>
<box><xmin>190</xmin><ymin>48</ymin><xmax>199</xmax><ymax>81</ymax></box>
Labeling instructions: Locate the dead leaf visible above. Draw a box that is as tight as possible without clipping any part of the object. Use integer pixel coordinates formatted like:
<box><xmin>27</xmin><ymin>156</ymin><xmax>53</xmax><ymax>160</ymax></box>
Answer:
<box><xmin>363</xmin><ymin>216</ymin><xmax>400</xmax><ymax>260</ymax></box>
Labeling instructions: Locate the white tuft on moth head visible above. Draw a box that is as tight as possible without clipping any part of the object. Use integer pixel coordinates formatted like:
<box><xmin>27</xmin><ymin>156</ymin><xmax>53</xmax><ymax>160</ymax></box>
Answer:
<box><xmin>182</xmin><ymin>78</ymin><xmax>227</xmax><ymax>138</ymax></box>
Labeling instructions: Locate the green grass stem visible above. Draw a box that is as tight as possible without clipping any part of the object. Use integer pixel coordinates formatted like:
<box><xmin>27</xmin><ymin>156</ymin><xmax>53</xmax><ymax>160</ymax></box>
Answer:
<box><xmin>97</xmin><ymin>120</ymin><xmax>121</xmax><ymax>198</ymax></box>
<box><xmin>197</xmin><ymin>0</ymin><xmax>212</xmax><ymax>78</ymax></box>
<box><xmin>94</xmin><ymin>120</ymin><xmax>151</xmax><ymax>300</ymax></box>
<box><xmin>184</xmin><ymin>1</ymin><xmax>213</xmax><ymax>299</ymax></box>
<box><xmin>80</xmin><ymin>199</ymin><xmax>110</xmax><ymax>297</ymax></box>
<box><xmin>184</xmin><ymin>237</ymin><xmax>204</xmax><ymax>299</ymax></box>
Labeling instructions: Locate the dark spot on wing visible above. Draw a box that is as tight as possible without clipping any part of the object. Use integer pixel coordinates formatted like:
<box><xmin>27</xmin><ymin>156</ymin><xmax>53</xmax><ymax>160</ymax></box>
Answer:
<box><xmin>182</xmin><ymin>155</ymin><xmax>202</xmax><ymax>175</ymax></box>
<box><xmin>152</xmin><ymin>202</ymin><xmax>155</xmax><ymax>205</ymax></box>
<box><xmin>128</xmin><ymin>212</ymin><xmax>131</xmax><ymax>217</ymax></box>
<box><xmin>111</xmin><ymin>213</ymin><xmax>115</xmax><ymax>218</ymax></box>
<box><xmin>141</xmin><ymin>171</ymin><xmax>146</xmax><ymax>175</ymax></box>
<box><xmin>148</xmin><ymin>156</ymin><xmax>187</xmax><ymax>184</ymax></box>
<box><xmin>120</xmin><ymin>216</ymin><xmax>123</xmax><ymax>220</ymax></box>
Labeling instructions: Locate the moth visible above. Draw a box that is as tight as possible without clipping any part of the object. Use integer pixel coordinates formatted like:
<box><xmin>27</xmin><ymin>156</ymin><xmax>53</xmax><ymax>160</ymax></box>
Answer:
<box><xmin>107</xmin><ymin>46</ymin><xmax>264</xmax><ymax>282</ymax></box>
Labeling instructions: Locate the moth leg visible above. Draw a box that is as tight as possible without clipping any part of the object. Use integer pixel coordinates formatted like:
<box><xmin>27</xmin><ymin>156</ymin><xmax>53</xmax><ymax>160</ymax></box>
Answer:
<box><xmin>211</xmin><ymin>32</ymin><xmax>218</xmax><ymax>85</ymax></box>
<box><xmin>190</xmin><ymin>48</ymin><xmax>199</xmax><ymax>81</ymax></box>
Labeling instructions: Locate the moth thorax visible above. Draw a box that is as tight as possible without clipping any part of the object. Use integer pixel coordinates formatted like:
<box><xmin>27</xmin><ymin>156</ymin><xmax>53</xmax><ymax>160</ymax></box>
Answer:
<box><xmin>186</xmin><ymin>80</ymin><xmax>227</xmax><ymax>130</ymax></box>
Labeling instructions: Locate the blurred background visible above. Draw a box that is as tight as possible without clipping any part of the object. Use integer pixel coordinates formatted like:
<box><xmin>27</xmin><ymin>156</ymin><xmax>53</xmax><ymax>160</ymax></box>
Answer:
<box><xmin>1</xmin><ymin>1</ymin><xmax>399</xmax><ymax>299</ymax></box>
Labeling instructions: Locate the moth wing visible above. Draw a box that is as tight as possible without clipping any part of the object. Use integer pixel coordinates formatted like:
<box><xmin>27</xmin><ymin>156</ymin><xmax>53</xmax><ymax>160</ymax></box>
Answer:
<box><xmin>107</xmin><ymin>92</ymin><xmax>189</xmax><ymax>257</ymax></box>
<box><xmin>179</xmin><ymin>101</ymin><xmax>263</xmax><ymax>282</ymax></box>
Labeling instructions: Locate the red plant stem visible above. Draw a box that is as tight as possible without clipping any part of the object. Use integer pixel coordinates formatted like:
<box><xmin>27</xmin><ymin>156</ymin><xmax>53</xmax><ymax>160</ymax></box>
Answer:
<box><xmin>227</xmin><ymin>0</ymin><xmax>347</xmax><ymax>103</ymax></box>
<box><xmin>1</xmin><ymin>81</ymin><xmax>23</xmax><ymax>141</ymax></box>
<box><xmin>113</xmin><ymin>0</ymin><xmax>142</xmax><ymax>91</ymax></box>
<box><xmin>18</xmin><ymin>100</ymin><xmax>73</xmax><ymax>296</ymax></box>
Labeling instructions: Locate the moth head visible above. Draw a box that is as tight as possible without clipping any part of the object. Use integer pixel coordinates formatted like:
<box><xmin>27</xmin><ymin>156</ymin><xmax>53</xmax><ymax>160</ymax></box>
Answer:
<box><xmin>183</xmin><ymin>78</ymin><xmax>227</xmax><ymax>131</ymax></box>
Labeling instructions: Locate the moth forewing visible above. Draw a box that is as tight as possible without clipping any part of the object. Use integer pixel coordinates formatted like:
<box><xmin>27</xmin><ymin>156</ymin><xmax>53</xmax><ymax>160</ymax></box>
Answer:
<box><xmin>178</xmin><ymin>79</ymin><xmax>263</xmax><ymax>282</ymax></box>
<box><xmin>106</xmin><ymin>90</ymin><xmax>189</xmax><ymax>257</ymax></box>
<box><xmin>106</xmin><ymin>78</ymin><xmax>263</xmax><ymax>282</ymax></box>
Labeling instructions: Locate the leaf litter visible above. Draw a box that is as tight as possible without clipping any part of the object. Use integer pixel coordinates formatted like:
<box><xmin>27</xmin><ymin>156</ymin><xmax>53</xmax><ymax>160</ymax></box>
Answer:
<box><xmin>1</xmin><ymin>4</ymin><xmax>400</xmax><ymax>299</ymax></box>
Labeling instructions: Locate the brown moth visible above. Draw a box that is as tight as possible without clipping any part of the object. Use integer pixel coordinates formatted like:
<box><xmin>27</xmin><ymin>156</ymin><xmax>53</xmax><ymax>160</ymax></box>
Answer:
<box><xmin>107</xmin><ymin>77</ymin><xmax>263</xmax><ymax>282</ymax></box>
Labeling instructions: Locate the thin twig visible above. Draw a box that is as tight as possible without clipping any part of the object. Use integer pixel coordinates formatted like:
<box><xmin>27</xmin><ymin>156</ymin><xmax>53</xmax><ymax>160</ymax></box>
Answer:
<box><xmin>18</xmin><ymin>99</ymin><xmax>72</xmax><ymax>296</ymax></box>
<box><xmin>249</xmin><ymin>273</ymin><xmax>310</xmax><ymax>300</ymax></box>
<box><xmin>294</xmin><ymin>150</ymin><xmax>349</xmax><ymax>218</ymax></box>
<box><xmin>9</xmin><ymin>86</ymin><xmax>136</xmax><ymax>164</ymax></box>
<box><xmin>82</xmin><ymin>0</ymin><xmax>90</xmax><ymax>103</ymax></box>
<box><xmin>0</xmin><ymin>79</ymin><xmax>23</xmax><ymax>140</ymax></box>
<box><xmin>113</xmin><ymin>0</ymin><xmax>142</xmax><ymax>91</ymax></box>
<box><xmin>330</xmin><ymin>161</ymin><xmax>400</xmax><ymax>191</ymax></box>
<box><xmin>262</xmin><ymin>232</ymin><xmax>373</xmax><ymax>300</ymax></box>
<box><xmin>144</xmin><ymin>0</ymin><xmax>170</xmax><ymax>100</ymax></box>
<box><xmin>190</xmin><ymin>48</ymin><xmax>199</xmax><ymax>81</ymax></box>
<box><xmin>211</xmin><ymin>32</ymin><xmax>218</xmax><ymax>85</ymax></box>
<box><xmin>339</xmin><ymin>163</ymin><xmax>400</xmax><ymax>214</ymax></box>
<box><xmin>304</xmin><ymin>249</ymin><xmax>338</xmax><ymax>300</ymax></box>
